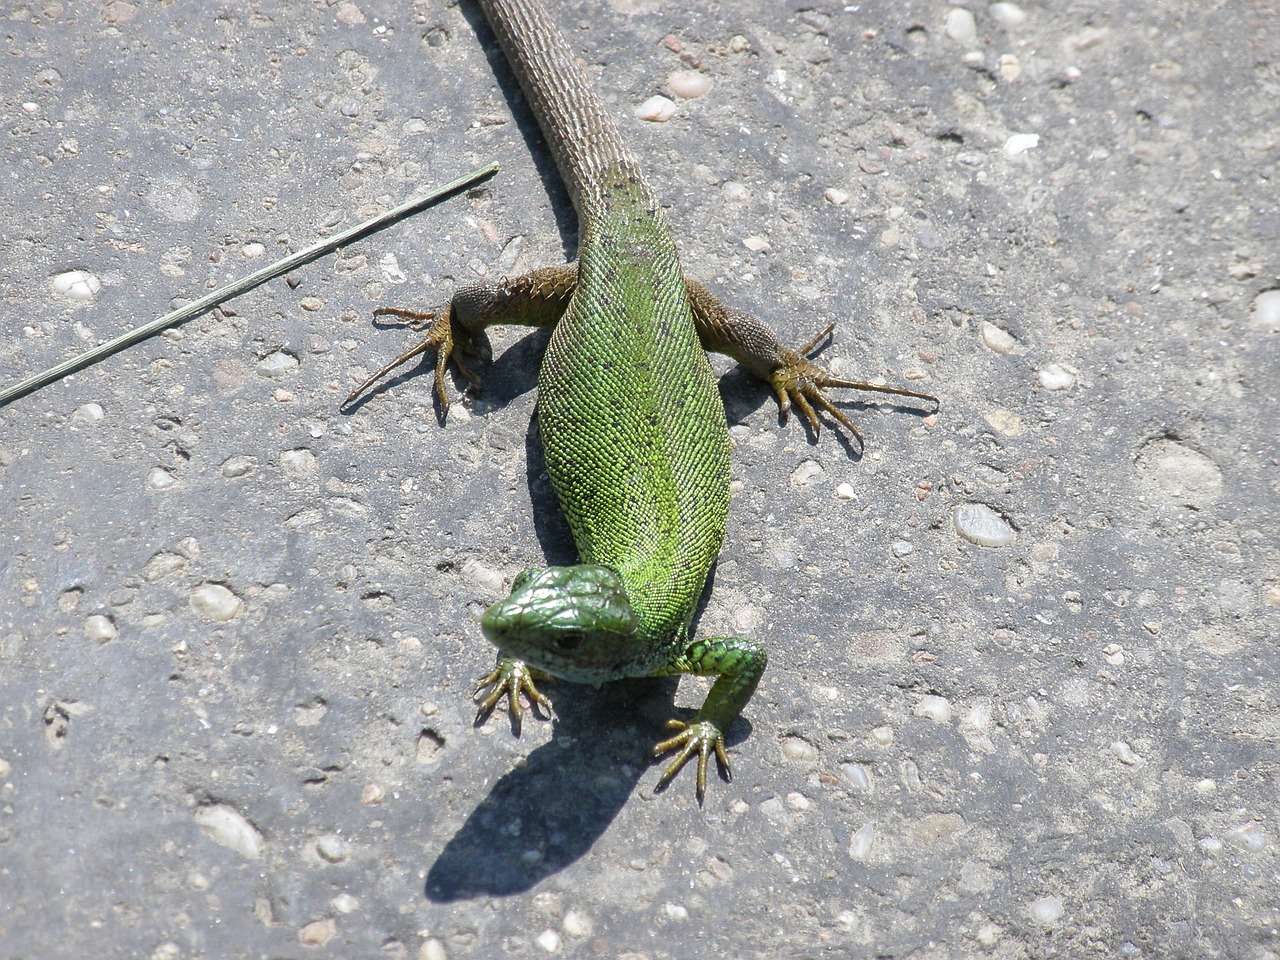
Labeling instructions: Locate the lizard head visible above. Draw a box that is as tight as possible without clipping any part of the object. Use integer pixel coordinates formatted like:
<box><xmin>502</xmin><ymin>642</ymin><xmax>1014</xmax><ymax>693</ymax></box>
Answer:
<box><xmin>481</xmin><ymin>565</ymin><xmax>640</xmax><ymax>683</ymax></box>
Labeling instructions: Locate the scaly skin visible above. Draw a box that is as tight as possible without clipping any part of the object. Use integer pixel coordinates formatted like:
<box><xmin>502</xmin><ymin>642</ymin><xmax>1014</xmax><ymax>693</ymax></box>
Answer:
<box><xmin>350</xmin><ymin>0</ymin><xmax>937</xmax><ymax>800</ymax></box>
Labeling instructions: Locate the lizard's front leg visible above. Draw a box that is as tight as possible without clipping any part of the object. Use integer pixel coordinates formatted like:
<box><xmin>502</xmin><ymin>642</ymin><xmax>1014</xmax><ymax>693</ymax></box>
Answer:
<box><xmin>651</xmin><ymin>635</ymin><xmax>768</xmax><ymax>801</ymax></box>
<box><xmin>344</xmin><ymin>263</ymin><xmax>577</xmax><ymax>412</ymax></box>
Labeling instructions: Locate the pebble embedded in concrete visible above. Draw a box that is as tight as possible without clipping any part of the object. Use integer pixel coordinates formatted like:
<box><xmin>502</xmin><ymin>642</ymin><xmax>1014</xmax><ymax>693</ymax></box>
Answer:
<box><xmin>1004</xmin><ymin>133</ymin><xmax>1040</xmax><ymax>157</ymax></box>
<box><xmin>989</xmin><ymin>2</ymin><xmax>1028</xmax><ymax>28</ymax></box>
<box><xmin>51</xmin><ymin>269</ymin><xmax>101</xmax><ymax>300</ymax></box>
<box><xmin>952</xmin><ymin>503</ymin><xmax>1015</xmax><ymax>547</ymax></box>
<box><xmin>980</xmin><ymin>322</ymin><xmax>1018</xmax><ymax>354</ymax></box>
<box><xmin>1249</xmin><ymin>289</ymin><xmax>1280</xmax><ymax>332</ymax></box>
<box><xmin>848</xmin><ymin>824</ymin><xmax>875</xmax><ymax>861</ymax></box>
<box><xmin>1038</xmin><ymin>362</ymin><xmax>1077</xmax><ymax>391</ymax></box>
<box><xmin>298</xmin><ymin>918</ymin><xmax>336</xmax><ymax>946</ymax></box>
<box><xmin>256</xmin><ymin>351</ymin><xmax>298</xmax><ymax>378</ymax></box>
<box><xmin>73</xmin><ymin>403</ymin><xmax>105</xmax><ymax>424</ymax></box>
<box><xmin>315</xmin><ymin>835</ymin><xmax>347</xmax><ymax>862</ymax></box>
<box><xmin>83</xmin><ymin>614</ymin><xmax>117</xmax><ymax>643</ymax></box>
<box><xmin>194</xmin><ymin>804</ymin><xmax>264</xmax><ymax>859</ymax></box>
<box><xmin>1030</xmin><ymin>897</ymin><xmax>1064</xmax><ymax>924</ymax></box>
<box><xmin>634</xmin><ymin>95</ymin><xmax>677</xmax><ymax>122</ymax></box>
<box><xmin>667</xmin><ymin>69</ymin><xmax>712</xmax><ymax>99</ymax></box>
<box><xmin>945</xmin><ymin>7</ymin><xmax>977</xmax><ymax>44</ymax></box>
<box><xmin>147</xmin><ymin>467</ymin><xmax>178</xmax><ymax>490</ymax></box>
<box><xmin>190</xmin><ymin>583</ymin><xmax>243</xmax><ymax>621</ymax></box>
<box><xmin>914</xmin><ymin>694</ymin><xmax>952</xmax><ymax>723</ymax></box>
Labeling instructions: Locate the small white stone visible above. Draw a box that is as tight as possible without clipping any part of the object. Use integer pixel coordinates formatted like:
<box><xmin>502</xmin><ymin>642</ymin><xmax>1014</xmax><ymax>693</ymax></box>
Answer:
<box><xmin>722</xmin><ymin>181</ymin><xmax>750</xmax><ymax>202</ymax></box>
<box><xmin>824</xmin><ymin>187</ymin><xmax>851</xmax><ymax>206</ymax></box>
<box><xmin>634</xmin><ymin>95</ymin><xmax>677</xmax><ymax>122</ymax></box>
<box><xmin>952</xmin><ymin>503</ymin><xmax>1015</xmax><ymax>547</ymax></box>
<box><xmin>73</xmin><ymin>402</ymin><xmax>105</xmax><ymax>423</ymax></box>
<box><xmin>742</xmin><ymin>235</ymin><xmax>771</xmax><ymax>253</ymax></box>
<box><xmin>989</xmin><ymin>2</ymin><xmax>1027</xmax><ymax>28</ymax></box>
<box><xmin>891</xmin><ymin>540</ymin><xmax>914</xmax><ymax>558</ymax></box>
<box><xmin>361</xmin><ymin>783</ymin><xmax>385</xmax><ymax>804</ymax></box>
<box><xmin>980</xmin><ymin>321</ymin><xmax>1018</xmax><ymax>353</ymax></box>
<box><xmin>331</xmin><ymin>893</ymin><xmax>358</xmax><ymax>913</ymax></box>
<box><xmin>256</xmin><ymin>351</ymin><xmax>298</xmax><ymax>378</ymax></box>
<box><xmin>848</xmin><ymin>823</ymin><xmax>875</xmax><ymax>861</ymax></box>
<box><xmin>537</xmin><ymin>931</ymin><xmax>563</xmax><ymax>957</ymax></box>
<box><xmin>52</xmin><ymin>269</ymin><xmax>101</xmax><ymax>300</ymax></box>
<box><xmin>1029</xmin><ymin>897</ymin><xmax>1064</xmax><ymax>924</ymax></box>
<box><xmin>1249</xmin><ymin>289</ymin><xmax>1280</xmax><ymax>332</ymax></box>
<box><xmin>870</xmin><ymin>725</ymin><xmax>894</xmax><ymax>746</ymax></box>
<box><xmin>998</xmin><ymin>53</ymin><xmax>1021</xmax><ymax>80</ymax></box>
<box><xmin>667</xmin><ymin>69</ymin><xmax>712</xmax><ymax>99</ymax></box>
<box><xmin>1038</xmin><ymin>362</ymin><xmax>1077</xmax><ymax>391</ymax></box>
<box><xmin>419</xmin><ymin>938</ymin><xmax>447</xmax><ymax>960</ymax></box>
<box><xmin>220</xmin><ymin>454</ymin><xmax>257</xmax><ymax>478</ymax></box>
<box><xmin>945</xmin><ymin>7</ymin><xmax>977</xmax><ymax>44</ymax></box>
<box><xmin>835</xmin><ymin>483</ymin><xmax>857</xmax><ymax>500</ymax></box>
<box><xmin>0</xmin><ymin>758</ymin><xmax>10</xmax><ymax>777</ymax></box>
<box><xmin>779</xmin><ymin>737</ymin><xmax>819</xmax><ymax>762</ymax></box>
<box><xmin>1224</xmin><ymin>823</ymin><xmax>1267</xmax><ymax>853</ymax></box>
<box><xmin>241</xmin><ymin>242</ymin><xmax>267</xmax><ymax>259</ymax></box>
<box><xmin>562</xmin><ymin>910</ymin><xmax>592</xmax><ymax>937</ymax></box>
<box><xmin>147</xmin><ymin>467</ymin><xmax>178</xmax><ymax>490</ymax></box>
<box><xmin>190</xmin><ymin>583</ymin><xmax>243</xmax><ymax>622</ymax></box>
<box><xmin>662</xmin><ymin>902</ymin><xmax>689</xmax><ymax>921</ymax></box>
<box><xmin>194</xmin><ymin>804</ymin><xmax>264</xmax><ymax>859</ymax></box>
<box><xmin>842</xmin><ymin>763</ymin><xmax>872</xmax><ymax>791</ymax></box>
<box><xmin>1110</xmin><ymin>741</ymin><xmax>1140</xmax><ymax>765</ymax></box>
<box><xmin>1102</xmin><ymin>643</ymin><xmax>1125</xmax><ymax>666</ymax></box>
<box><xmin>914</xmin><ymin>694</ymin><xmax>952</xmax><ymax>723</ymax></box>
<box><xmin>280</xmin><ymin>448</ymin><xmax>317</xmax><ymax>475</ymax></box>
<box><xmin>790</xmin><ymin>459</ymin><xmax>823</xmax><ymax>487</ymax></box>
<box><xmin>299</xmin><ymin>918</ymin><xmax>336</xmax><ymax>946</ymax></box>
<box><xmin>1004</xmin><ymin>133</ymin><xmax>1040</xmax><ymax>157</ymax></box>
<box><xmin>315</xmin><ymin>835</ymin><xmax>347</xmax><ymax>862</ymax></box>
<box><xmin>1193</xmin><ymin>779</ymin><xmax>1216</xmax><ymax>795</ymax></box>
<box><xmin>84</xmin><ymin>614</ymin><xmax>117</xmax><ymax>643</ymax></box>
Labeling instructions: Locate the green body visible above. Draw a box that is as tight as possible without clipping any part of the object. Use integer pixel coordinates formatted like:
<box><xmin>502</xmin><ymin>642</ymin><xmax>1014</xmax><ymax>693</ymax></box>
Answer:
<box><xmin>474</xmin><ymin>0</ymin><xmax>761</xmax><ymax>794</ymax></box>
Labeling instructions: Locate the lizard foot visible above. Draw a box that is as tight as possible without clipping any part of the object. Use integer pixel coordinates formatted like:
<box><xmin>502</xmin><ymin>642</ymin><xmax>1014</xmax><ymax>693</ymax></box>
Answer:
<box><xmin>473</xmin><ymin>656</ymin><xmax>553</xmax><ymax>732</ymax></box>
<box><xmin>770</xmin><ymin>322</ymin><xmax>938</xmax><ymax>450</ymax></box>
<box><xmin>343</xmin><ymin>305</ymin><xmax>490</xmax><ymax>414</ymax></box>
<box><xmin>652</xmin><ymin>718</ymin><xmax>731</xmax><ymax>802</ymax></box>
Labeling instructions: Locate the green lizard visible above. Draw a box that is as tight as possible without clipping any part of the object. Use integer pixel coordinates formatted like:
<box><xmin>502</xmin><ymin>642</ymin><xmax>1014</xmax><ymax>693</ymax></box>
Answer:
<box><xmin>349</xmin><ymin>0</ymin><xmax>936</xmax><ymax>799</ymax></box>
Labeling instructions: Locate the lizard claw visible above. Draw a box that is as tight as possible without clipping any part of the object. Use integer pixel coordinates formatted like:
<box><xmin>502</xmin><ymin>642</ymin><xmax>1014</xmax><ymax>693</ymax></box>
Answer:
<box><xmin>769</xmin><ymin>323</ymin><xmax>938</xmax><ymax>450</ymax></box>
<box><xmin>343</xmin><ymin>305</ymin><xmax>490</xmax><ymax>414</ymax></box>
<box><xmin>473</xmin><ymin>656</ymin><xmax>553</xmax><ymax>732</ymax></box>
<box><xmin>652</xmin><ymin>718</ymin><xmax>731</xmax><ymax>802</ymax></box>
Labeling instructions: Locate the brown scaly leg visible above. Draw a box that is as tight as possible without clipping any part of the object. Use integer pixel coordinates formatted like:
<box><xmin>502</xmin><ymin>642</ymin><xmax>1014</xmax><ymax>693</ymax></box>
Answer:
<box><xmin>343</xmin><ymin>264</ymin><xmax>578</xmax><ymax>413</ymax></box>
<box><xmin>686</xmin><ymin>279</ymin><xmax>938</xmax><ymax>451</ymax></box>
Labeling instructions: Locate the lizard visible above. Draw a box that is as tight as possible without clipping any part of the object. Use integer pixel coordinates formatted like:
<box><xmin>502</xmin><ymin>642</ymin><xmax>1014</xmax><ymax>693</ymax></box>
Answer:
<box><xmin>348</xmin><ymin>0</ymin><xmax>937</xmax><ymax>800</ymax></box>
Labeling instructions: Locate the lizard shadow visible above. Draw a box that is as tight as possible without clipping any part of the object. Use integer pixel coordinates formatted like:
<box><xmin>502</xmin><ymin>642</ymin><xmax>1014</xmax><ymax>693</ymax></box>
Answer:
<box><xmin>423</xmin><ymin>409</ymin><xmax>751</xmax><ymax>902</ymax></box>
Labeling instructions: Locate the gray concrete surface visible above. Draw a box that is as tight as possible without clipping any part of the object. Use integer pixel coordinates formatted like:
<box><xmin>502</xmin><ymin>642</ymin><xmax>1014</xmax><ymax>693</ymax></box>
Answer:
<box><xmin>2</xmin><ymin>1</ymin><xmax>1277</xmax><ymax>957</ymax></box>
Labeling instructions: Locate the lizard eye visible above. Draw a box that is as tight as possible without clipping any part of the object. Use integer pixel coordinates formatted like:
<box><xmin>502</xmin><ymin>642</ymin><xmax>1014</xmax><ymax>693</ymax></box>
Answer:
<box><xmin>555</xmin><ymin>631</ymin><xmax>584</xmax><ymax>651</ymax></box>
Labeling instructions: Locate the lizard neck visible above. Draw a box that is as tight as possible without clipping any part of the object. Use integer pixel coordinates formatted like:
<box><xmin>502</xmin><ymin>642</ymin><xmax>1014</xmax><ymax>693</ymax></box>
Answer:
<box><xmin>477</xmin><ymin>0</ymin><xmax>658</xmax><ymax>220</ymax></box>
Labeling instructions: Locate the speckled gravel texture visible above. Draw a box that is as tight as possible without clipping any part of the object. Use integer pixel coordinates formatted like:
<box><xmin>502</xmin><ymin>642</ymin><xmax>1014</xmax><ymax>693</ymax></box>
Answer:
<box><xmin>2</xmin><ymin>2</ymin><xmax>1278</xmax><ymax>958</ymax></box>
